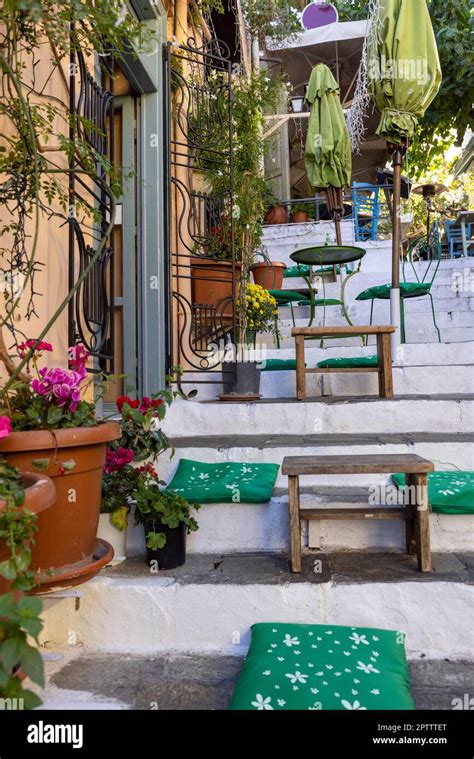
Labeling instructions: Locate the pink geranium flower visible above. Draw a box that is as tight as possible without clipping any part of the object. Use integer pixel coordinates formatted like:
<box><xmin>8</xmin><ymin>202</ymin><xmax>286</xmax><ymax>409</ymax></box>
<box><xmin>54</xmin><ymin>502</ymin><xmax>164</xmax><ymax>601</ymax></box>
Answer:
<box><xmin>31</xmin><ymin>367</ymin><xmax>85</xmax><ymax>412</ymax></box>
<box><xmin>0</xmin><ymin>416</ymin><xmax>12</xmax><ymax>439</ymax></box>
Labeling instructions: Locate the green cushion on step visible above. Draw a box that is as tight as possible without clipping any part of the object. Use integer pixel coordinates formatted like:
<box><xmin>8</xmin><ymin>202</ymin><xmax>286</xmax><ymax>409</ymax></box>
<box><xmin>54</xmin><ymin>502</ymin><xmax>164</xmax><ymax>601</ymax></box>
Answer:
<box><xmin>268</xmin><ymin>290</ymin><xmax>309</xmax><ymax>305</ymax></box>
<box><xmin>283</xmin><ymin>265</ymin><xmax>310</xmax><ymax>278</ymax></box>
<box><xmin>228</xmin><ymin>622</ymin><xmax>415</xmax><ymax>711</ymax></box>
<box><xmin>356</xmin><ymin>282</ymin><xmax>431</xmax><ymax>301</ymax></box>
<box><xmin>260</xmin><ymin>359</ymin><xmax>297</xmax><ymax>371</ymax></box>
<box><xmin>317</xmin><ymin>355</ymin><xmax>378</xmax><ymax>369</ymax></box>
<box><xmin>392</xmin><ymin>472</ymin><xmax>474</xmax><ymax>515</ymax></box>
<box><xmin>165</xmin><ymin>459</ymin><xmax>280</xmax><ymax>504</ymax></box>
<box><xmin>283</xmin><ymin>265</ymin><xmax>349</xmax><ymax>278</ymax></box>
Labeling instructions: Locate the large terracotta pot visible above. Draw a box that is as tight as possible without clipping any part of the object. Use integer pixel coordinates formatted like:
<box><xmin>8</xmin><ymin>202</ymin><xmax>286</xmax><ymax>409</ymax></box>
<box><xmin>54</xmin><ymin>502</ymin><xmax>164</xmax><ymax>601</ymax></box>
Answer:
<box><xmin>0</xmin><ymin>422</ymin><xmax>120</xmax><ymax>588</ymax></box>
<box><xmin>250</xmin><ymin>261</ymin><xmax>287</xmax><ymax>290</ymax></box>
<box><xmin>191</xmin><ymin>257</ymin><xmax>241</xmax><ymax>319</ymax></box>
<box><xmin>265</xmin><ymin>205</ymin><xmax>287</xmax><ymax>224</ymax></box>
<box><xmin>0</xmin><ymin>472</ymin><xmax>56</xmax><ymax>596</ymax></box>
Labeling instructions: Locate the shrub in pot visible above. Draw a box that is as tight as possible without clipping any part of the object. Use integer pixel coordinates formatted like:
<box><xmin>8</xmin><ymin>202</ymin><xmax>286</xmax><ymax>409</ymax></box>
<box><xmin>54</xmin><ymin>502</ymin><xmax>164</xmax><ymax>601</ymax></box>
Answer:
<box><xmin>221</xmin><ymin>284</ymin><xmax>278</xmax><ymax>398</ymax></box>
<box><xmin>0</xmin><ymin>342</ymin><xmax>120</xmax><ymax>592</ymax></box>
<box><xmin>291</xmin><ymin>202</ymin><xmax>314</xmax><ymax>224</ymax></box>
<box><xmin>98</xmin><ymin>391</ymin><xmax>172</xmax><ymax>563</ymax></box>
<box><xmin>264</xmin><ymin>204</ymin><xmax>287</xmax><ymax>225</ymax></box>
<box><xmin>133</xmin><ymin>466</ymin><xmax>200</xmax><ymax>570</ymax></box>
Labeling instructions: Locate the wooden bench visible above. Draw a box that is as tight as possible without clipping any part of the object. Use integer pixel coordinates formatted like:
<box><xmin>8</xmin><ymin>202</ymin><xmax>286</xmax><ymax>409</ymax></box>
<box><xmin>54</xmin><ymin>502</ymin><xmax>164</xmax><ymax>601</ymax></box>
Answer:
<box><xmin>281</xmin><ymin>454</ymin><xmax>434</xmax><ymax>574</ymax></box>
<box><xmin>292</xmin><ymin>325</ymin><xmax>396</xmax><ymax>400</ymax></box>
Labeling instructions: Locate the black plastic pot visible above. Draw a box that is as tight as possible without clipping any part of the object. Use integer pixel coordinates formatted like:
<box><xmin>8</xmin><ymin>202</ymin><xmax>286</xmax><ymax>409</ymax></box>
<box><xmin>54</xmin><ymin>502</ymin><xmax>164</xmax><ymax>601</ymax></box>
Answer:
<box><xmin>222</xmin><ymin>361</ymin><xmax>261</xmax><ymax>396</ymax></box>
<box><xmin>143</xmin><ymin>520</ymin><xmax>186</xmax><ymax>570</ymax></box>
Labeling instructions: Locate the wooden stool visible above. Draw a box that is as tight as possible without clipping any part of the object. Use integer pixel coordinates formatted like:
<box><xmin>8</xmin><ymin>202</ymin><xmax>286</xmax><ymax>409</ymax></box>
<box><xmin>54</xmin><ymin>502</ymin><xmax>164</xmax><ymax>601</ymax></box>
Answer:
<box><xmin>281</xmin><ymin>454</ymin><xmax>434</xmax><ymax>574</ymax></box>
<box><xmin>292</xmin><ymin>325</ymin><xmax>396</xmax><ymax>400</ymax></box>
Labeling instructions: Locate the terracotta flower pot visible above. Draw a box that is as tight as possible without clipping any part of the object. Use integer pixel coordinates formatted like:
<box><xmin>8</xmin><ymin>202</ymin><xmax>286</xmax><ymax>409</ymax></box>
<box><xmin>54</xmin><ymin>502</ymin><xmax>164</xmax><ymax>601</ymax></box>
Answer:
<box><xmin>250</xmin><ymin>261</ymin><xmax>287</xmax><ymax>290</ymax></box>
<box><xmin>191</xmin><ymin>257</ymin><xmax>241</xmax><ymax>319</ymax></box>
<box><xmin>292</xmin><ymin>211</ymin><xmax>309</xmax><ymax>223</ymax></box>
<box><xmin>97</xmin><ymin>513</ymin><xmax>127</xmax><ymax>565</ymax></box>
<box><xmin>0</xmin><ymin>471</ymin><xmax>56</xmax><ymax>596</ymax></box>
<box><xmin>0</xmin><ymin>422</ymin><xmax>120</xmax><ymax>590</ymax></box>
<box><xmin>265</xmin><ymin>205</ymin><xmax>287</xmax><ymax>225</ymax></box>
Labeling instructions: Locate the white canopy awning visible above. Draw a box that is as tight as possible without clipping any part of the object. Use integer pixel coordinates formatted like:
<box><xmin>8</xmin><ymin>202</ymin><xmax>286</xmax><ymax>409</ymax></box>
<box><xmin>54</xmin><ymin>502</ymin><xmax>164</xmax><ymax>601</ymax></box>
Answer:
<box><xmin>270</xmin><ymin>20</ymin><xmax>368</xmax><ymax>52</ymax></box>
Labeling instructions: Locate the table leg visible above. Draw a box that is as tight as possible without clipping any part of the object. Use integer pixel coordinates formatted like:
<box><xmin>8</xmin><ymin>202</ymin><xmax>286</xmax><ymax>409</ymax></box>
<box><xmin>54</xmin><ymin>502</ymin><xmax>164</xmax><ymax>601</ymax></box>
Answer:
<box><xmin>295</xmin><ymin>335</ymin><xmax>306</xmax><ymax>400</ymax></box>
<box><xmin>413</xmin><ymin>472</ymin><xmax>431</xmax><ymax>572</ymax></box>
<box><xmin>405</xmin><ymin>473</ymin><xmax>416</xmax><ymax>555</ymax></box>
<box><xmin>288</xmin><ymin>475</ymin><xmax>301</xmax><ymax>573</ymax></box>
<box><xmin>376</xmin><ymin>332</ymin><xmax>393</xmax><ymax>399</ymax></box>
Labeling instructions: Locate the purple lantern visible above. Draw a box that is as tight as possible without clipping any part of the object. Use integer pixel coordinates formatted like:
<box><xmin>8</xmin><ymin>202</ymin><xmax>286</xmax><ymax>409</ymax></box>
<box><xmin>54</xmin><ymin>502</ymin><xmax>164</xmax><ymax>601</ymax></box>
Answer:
<box><xmin>301</xmin><ymin>2</ymin><xmax>339</xmax><ymax>30</ymax></box>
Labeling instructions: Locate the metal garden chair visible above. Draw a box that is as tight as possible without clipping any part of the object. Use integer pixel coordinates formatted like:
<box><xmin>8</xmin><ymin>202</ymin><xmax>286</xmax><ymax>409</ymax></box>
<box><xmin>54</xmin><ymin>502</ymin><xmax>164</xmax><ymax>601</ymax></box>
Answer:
<box><xmin>355</xmin><ymin>235</ymin><xmax>442</xmax><ymax>343</ymax></box>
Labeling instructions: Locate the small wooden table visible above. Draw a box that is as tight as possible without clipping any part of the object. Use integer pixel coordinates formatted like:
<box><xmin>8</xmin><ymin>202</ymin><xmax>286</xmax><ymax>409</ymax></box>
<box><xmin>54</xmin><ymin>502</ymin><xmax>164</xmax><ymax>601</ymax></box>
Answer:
<box><xmin>292</xmin><ymin>325</ymin><xmax>396</xmax><ymax>400</ymax></box>
<box><xmin>281</xmin><ymin>454</ymin><xmax>434</xmax><ymax>574</ymax></box>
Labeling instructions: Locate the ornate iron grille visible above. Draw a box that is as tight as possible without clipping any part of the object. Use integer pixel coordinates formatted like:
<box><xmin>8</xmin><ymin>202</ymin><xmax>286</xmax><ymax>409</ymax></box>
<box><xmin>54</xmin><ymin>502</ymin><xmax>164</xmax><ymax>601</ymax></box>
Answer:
<box><xmin>68</xmin><ymin>46</ymin><xmax>115</xmax><ymax>373</ymax></box>
<box><xmin>164</xmin><ymin>38</ymin><xmax>237</xmax><ymax>392</ymax></box>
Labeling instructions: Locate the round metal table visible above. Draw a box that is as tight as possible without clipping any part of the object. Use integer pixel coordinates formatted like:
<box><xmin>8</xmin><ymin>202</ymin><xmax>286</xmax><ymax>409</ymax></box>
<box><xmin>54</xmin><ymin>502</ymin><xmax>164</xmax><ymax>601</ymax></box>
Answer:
<box><xmin>290</xmin><ymin>245</ymin><xmax>366</xmax><ymax>326</ymax></box>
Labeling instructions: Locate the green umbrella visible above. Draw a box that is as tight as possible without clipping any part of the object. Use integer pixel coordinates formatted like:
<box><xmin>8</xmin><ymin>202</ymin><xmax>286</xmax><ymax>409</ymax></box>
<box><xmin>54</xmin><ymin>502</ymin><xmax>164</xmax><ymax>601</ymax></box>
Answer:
<box><xmin>305</xmin><ymin>63</ymin><xmax>352</xmax><ymax>245</ymax></box>
<box><xmin>368</xmin><ymin>0</ymin><xmax>441</xmax><ymax>355</ymax></box>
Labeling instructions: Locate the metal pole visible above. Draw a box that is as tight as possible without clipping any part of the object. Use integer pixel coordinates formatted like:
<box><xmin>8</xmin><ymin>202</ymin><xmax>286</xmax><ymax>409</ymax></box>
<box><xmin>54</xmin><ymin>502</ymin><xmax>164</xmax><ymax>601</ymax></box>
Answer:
<box><xmin>390</xmin><ymin>148</ymin><xmax>403</xmax><ymax>361</ymax></box>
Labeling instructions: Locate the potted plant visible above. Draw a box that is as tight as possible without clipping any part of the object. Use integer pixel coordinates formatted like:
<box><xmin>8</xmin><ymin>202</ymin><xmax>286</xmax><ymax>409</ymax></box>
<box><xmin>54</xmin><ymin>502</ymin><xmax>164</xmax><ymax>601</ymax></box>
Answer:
<box><xmin>221</xmin><ymin>284</ymin><xmax>278</xmax><ymax>398</ymax></box>
<box><xmin>0</xmin><ymin>342</ymin><xmax>120</xmax><ymax>592</ymax></box>
<box><xmin>250</xmin><ymin>248</ymin><xmax>287</xmax><ymax>290</ymax></box>
<box><xmin>291</xmin><ymin>202</ymin><xmax>314</xmax><ymax>224</ymax></box>
<box><xmin>265</xmin><ymin>189</ymin><xmax>288</xmax><ymax>224</ymax></box>
<box><xmin>133</xmin><ymin>466</ymin><xmax>200</xmax><ymax>570</ymax></box>
<box><xmin>97</xmin><ymin>391</ymin><xmax>172</xmax><ymax>562</ymax></box>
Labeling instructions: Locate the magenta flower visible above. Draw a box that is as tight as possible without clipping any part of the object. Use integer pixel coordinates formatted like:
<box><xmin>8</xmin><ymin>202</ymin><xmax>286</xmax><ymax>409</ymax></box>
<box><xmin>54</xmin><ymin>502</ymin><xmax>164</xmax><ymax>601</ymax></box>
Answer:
<box><xmin>18</xmin><ymin>339</ymin><xmax>53</xmax><ymax>359</ymax></box>
<box><xmin>68</xmin><ymin>343</ymin><xmax>90</xmax><ymax>372</ymax></box>
<box><xmin>0</xmin><ymin>416</ymin><xmax>12</xmax><ymax>439</ymax></box>
<box><xmin>31</xmin><ymin>367</ymin><xmax>85</xmax><ymax>412</ymax></box>
<box><xmin>104</xmin><ymin>447</ymin><xmax>134</xmax><ymax>474</ymax></box>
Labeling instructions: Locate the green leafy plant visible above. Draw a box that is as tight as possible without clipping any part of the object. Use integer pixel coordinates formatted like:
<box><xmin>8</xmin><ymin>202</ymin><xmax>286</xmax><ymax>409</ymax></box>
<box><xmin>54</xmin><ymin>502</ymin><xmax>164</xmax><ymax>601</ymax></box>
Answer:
<box><xmin>0</xmin><ymin>455</ymin><xmax>44</xmax><ymax>709</ymax></box>
<box><xmin>132</xmin><ymin>468</ymin><xmax>200</xmax><ymax>550</ymax></box>
<box><xmin>241</xmin><ymin>0</ymin><xmax>301</xmax><ymax>48</ymax></box>
<box><xmin>291</xmin><ymin>202</ymin><xmax>315</xmax><ymax>218</ymax></box>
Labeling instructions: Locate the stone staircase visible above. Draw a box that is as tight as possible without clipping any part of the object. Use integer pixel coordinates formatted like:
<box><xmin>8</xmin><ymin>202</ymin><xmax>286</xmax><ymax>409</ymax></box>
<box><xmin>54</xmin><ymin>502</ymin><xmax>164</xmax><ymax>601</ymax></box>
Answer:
<box><xmin>37</xmin><ymin>225</ymin><xmax>474</xmax><ymax>709</ymax></box>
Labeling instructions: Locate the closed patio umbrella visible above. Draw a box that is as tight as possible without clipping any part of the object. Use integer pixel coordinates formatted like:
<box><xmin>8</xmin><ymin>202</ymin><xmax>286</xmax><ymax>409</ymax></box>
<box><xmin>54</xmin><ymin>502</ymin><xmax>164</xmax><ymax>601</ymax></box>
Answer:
<box><xmin>305</xmin><ymin>63</ymin><xmax>352</xmax><ymax>246</ymax></box>
<box><xmin>368</xmin><ymin>0</ymin><xmax>441</xmax><ymax>358</ymax></box>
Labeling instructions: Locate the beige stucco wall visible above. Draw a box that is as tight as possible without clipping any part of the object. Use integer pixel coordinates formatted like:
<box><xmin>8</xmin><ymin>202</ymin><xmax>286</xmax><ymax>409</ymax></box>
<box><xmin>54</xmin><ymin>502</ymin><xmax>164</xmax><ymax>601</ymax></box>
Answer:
<box><xmin>0</xmin><ymin>40</ymin><xmax>95</xmax><ymax>392</ymax></box>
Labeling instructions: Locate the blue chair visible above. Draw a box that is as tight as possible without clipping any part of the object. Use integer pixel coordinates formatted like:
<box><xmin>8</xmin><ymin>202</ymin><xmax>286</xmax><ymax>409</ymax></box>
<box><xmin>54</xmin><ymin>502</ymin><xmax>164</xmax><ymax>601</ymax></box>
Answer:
<box><xmin>445</xmin><ymin>221</ymin><xmax>473</xmax><ymax>258</ymax></box>
<box><xmin>351</xmin><ymin>182</ymin><xmax>381</xmax><ymax>241</ymax></box>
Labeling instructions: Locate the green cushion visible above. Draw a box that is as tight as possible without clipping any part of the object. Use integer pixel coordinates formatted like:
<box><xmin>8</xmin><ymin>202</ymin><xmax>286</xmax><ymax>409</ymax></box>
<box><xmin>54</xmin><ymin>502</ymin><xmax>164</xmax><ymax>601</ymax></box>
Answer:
<box><xmin>356</xmin><ymin>282</ymin><xmax>431</xmax><ymax>301</ymax></box>
<box><xmin>283</xmin><ymin>265</ymin><xmax>349</xmax><ymax>278</ymax></box>
<box><xmin>229</xmin><ymin>623</ymin><xmax>415</xmax><ymax>711</ymax></box>
<box><xmin>283</xmin><ymin>265</ymin><xmax>310</xmax><ymax>278</ymax></box>
<box><xmin>318</xmin><ymin>355</ymin><xmax>378</xmax><ymax>369</ymax></box>
<box><xmin>268</xmin><ymin>289</ymin><xmax>309</xmax><ymax>305</ymax></box>
<box><xmin>392</xmin><ymin>472</ymin><xmax>474</xmax><ymax>514</ymax></box>
<box><xmin>165</xmin><ymin>459</ymin><xmax>280</xmax><ymax>503</ymax></box>
<box><xmin>260</xmin><ymin>359</ymin><xmax>297</xmax><ymax>371</ymax></box>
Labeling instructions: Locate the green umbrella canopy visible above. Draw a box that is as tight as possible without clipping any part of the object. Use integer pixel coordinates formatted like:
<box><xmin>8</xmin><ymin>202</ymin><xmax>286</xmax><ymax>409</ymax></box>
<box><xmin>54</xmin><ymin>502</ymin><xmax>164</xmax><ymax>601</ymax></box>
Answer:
<box><xmin>369</xmin><ymin>0</ymin><xmax>442</xmax><ymax>146</ymax></box>
<box><xmin>304</xmin><ymin>63</ymin><xmax>352</xmax><ymax>191</ymax></box>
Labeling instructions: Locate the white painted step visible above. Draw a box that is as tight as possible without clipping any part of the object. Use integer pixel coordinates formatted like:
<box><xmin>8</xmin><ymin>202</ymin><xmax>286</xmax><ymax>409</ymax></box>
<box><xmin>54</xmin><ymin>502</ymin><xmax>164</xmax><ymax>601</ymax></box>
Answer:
<box><xmin>162</xmin><ymin>397</ymin><xmax>474</xmax><ymax>438</ymax></box>
<box><xmin>39</xmin><ymin>565</ymin><xmax>474</xmax><ymax>659</ymax></box>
